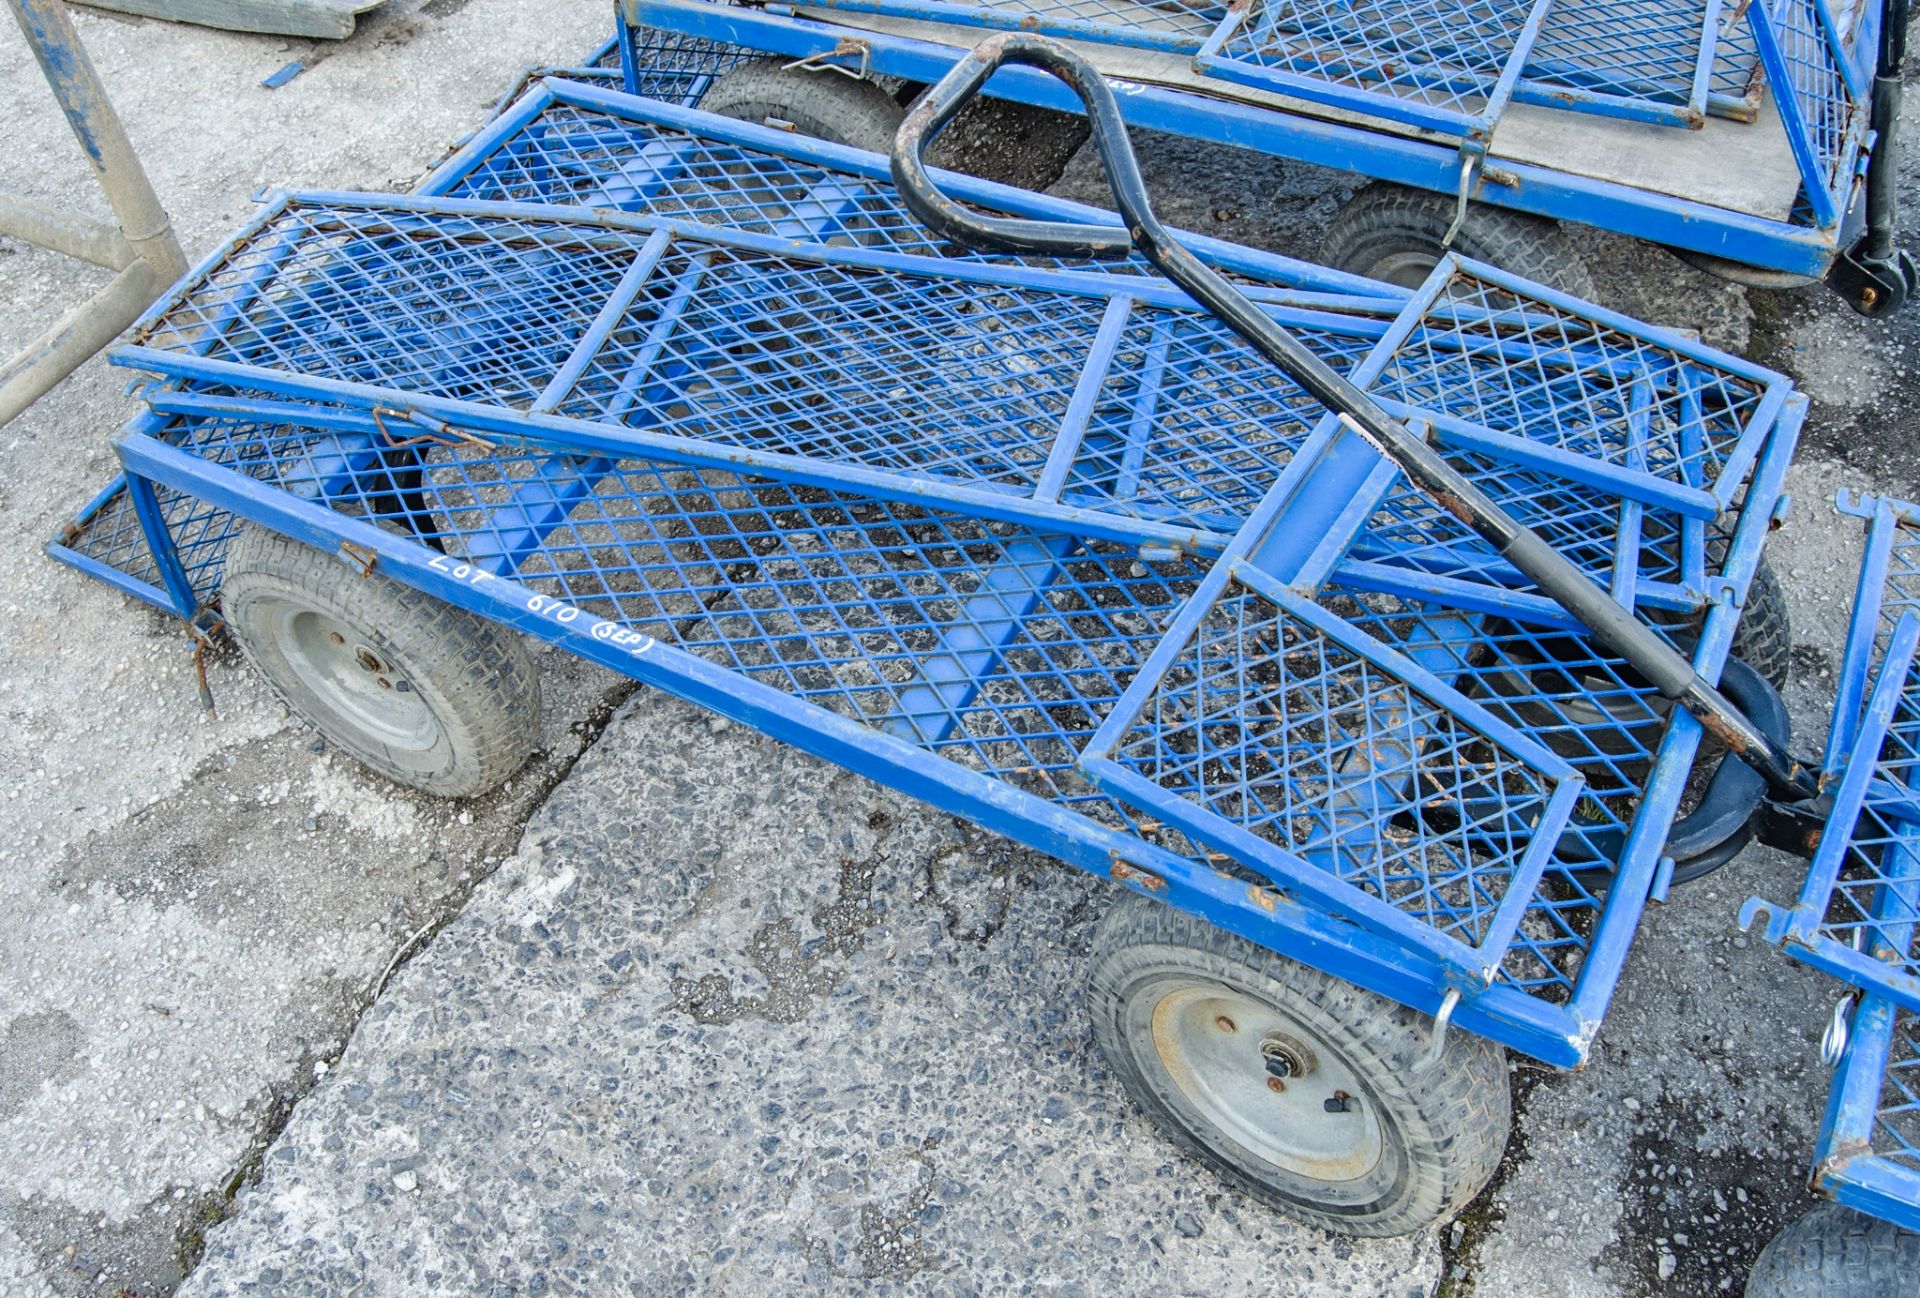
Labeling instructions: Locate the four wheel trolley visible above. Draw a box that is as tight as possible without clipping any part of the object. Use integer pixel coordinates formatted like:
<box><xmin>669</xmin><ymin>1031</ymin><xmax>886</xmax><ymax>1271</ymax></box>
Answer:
<box><xmin>36</xmin><ymin>15</ymin><xmax>1920</xmax><ymax>1279</ymax></box>
<box><xmin>615</xmin><ymin>0</ymin><xmax>1920</xmax><ymax>315</ymax></box>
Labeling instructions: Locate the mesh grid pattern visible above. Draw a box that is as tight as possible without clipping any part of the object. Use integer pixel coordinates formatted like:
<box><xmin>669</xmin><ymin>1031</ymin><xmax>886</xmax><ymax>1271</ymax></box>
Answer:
<box><xmin>433</xmin><ymin>97</ymin><xmax>1177</xmax><ymax>278</ymax></box>
<box><xmin>1872</xmin><ymin>1007</ymin><xmax>1920</xmax><ymax>1174</ymax></box>
<box><xmin>559</xmin><ymin>243</ymin><xmax>1105</xmax><ymax>490</ymax></box>
<box><xmin>1104</xmin><ymin>579</ymin><xmax>1567</xmax><ymax>957</ymax></box>
<box><xmin>1522</xmin><ymin>0</ymin><xmax>1712</xmax><ymax>116</ymax></box>
<box><xmin>618</xmin><ymin>28</ymin><xmax>758</xmax><ymax>104</ymax></box>
<box><xmin>138</xmin><ymin>406</ymin><xmax>1674</xmax><ymax>996</ymax></box>
<box><xmin>55</xmin><ymin>479</ymin><xmax>236</xmax><ymax>610</ymax></box>
<box><xmin>132</xmin><ymin>206</ymin><xmax>655</xmax><ymax>410</ymax></box>
<box><xmin>1815</xmin><ymin>515</ymin><xmax>1920</xmax><ymax>990</ymax></box>
<box><xmin>1215</xmin><ymin>0</ymin><xmax>1545</xmax><ymax>131</ymax></box>
<box><xmin>1754</xmin><ymin>0</ymin><xmax>1861</xmax><ymax>223</ymax></box>
<box><xmin>1375</xmin><ymin>266</ymin><xmax>1775</xmax><ymax>503</ymax></box>
<box><xmin>1708</xmin><ymin>6</ymin><xmax>1764</xmax><ymax>107</ymax></box>
<box><xmin>123</xmin><ymin>202</ymin><xmax>1774</xmax><ymax>600</ymax></box>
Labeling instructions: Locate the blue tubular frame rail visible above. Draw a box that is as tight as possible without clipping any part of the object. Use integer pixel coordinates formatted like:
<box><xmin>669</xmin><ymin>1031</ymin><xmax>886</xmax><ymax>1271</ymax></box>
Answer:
<box><xmin>50</xmin><ymin>78</ymin><xmax>1791</xmax><ymax>618</ymax></box>
<box><xmin>101</xmin><ymin>361</ymin><xmax>1779</xmax><ymax>1065</ymax></box>
<box><xmin>617</xmin><ymin>0</ymin><xmax>1882</xmax><ymax>285</ymax></box>
<box><xmin>100</xmin><ymin>191</ymin><xmax>1786</xmax><ymax>626</ymax></box>
<box><xmin>1813</xmin><ymin>991</ymin><xmax>1920</xmax><ymax>1231</ymax></box>
<box><xmin>1743</xmin><ymin>495</ymin><xmax>1920</xmax><ymax>1010</ymax></box>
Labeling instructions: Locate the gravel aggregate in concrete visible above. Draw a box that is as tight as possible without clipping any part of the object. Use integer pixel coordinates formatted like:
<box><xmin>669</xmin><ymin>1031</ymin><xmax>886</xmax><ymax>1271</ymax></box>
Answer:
<box><xmin>176</xmin><ymin>688</ymin><xmax>1443</xmax><ymax>1298</ymax></box>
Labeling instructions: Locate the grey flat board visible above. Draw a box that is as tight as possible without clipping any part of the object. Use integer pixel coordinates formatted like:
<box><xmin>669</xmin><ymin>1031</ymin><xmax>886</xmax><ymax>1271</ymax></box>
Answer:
<box><xmin>74</xmin><ymin>0</ymin><xmax>384</xmax><ymax>39</ymax></box>
<box><xmin>800</xmin><ymin>8</ymin><xmax>1804</xmax><ymax>220</ymax></box>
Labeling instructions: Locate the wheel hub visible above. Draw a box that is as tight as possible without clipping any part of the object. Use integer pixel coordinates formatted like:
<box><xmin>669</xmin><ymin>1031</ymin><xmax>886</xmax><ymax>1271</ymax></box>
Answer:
<box><xmin>277</xmin><ymin>607</ymin><xmax>439</xmax><ymax>753</ymax></box>
<box><xmin>1149</xmin><ymin>985</ymin><xmax>1384</xmax><ymax>1182</ymax></box>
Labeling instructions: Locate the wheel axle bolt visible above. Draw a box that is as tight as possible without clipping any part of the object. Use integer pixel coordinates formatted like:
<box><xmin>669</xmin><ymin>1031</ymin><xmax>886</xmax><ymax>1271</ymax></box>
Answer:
<box><xmin>1214</xmin><ymin>1016</ymin><xmax>1237</xmax><ymax>1034</ymax></box>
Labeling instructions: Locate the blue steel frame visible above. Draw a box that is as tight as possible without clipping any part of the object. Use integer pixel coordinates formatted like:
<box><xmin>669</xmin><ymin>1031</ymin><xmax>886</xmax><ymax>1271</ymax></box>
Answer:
<box><xmin>1811</xmin><ymin>992</ymin><xmax>1920</xmax><ymax>1231</ymax></box>
<box><xmin>1743</xmin><ymin>495</ymin><xmax>1920</xmax><ymax>1011</ymax></box>
<box><xmin>619</xmin><ymin>0</ymin><xmax>1861</xmax><ymax>278</ymax></box>
<box><xmin>103</xmin><ymin>370</ymin><xmax>1799</xmax><ymax>1067</ymax></box>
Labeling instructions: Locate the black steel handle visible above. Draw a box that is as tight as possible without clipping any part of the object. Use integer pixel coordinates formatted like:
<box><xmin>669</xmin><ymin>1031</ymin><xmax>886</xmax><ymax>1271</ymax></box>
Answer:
<box><xmin>892</xmin><ymin>33</ymin><xmax>1139</xmax><ymax>259</ymax></box>
<box><xmin>892</xmin><ymin>33</ymin><xmax>1819</xmax><ymax>803</ymax></box>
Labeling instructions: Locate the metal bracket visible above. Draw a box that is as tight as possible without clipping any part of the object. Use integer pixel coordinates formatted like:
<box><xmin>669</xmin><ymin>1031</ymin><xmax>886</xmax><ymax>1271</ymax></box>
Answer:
<box><xmin>1821</xmin><ymin>991</ymin><xmax>1857</xmax><ymax>1066</ymax></box>
<box><xmin>1411</xmin><ymin>987</ymin><xmax>1462</xmax><ymax>1074</ymax></box>
<box><xmin>370</xmin><ymin>406</ymin><xmax>494</xmax><ymax>451</ymax></box>
<box><xmin>1441</xmin><ymin>151</ymin><xmax>1484</xmax><ymax>250</ymax></box>
<box><xmin>784</xmin><ymin>36</ymin><xmax>872</xmax><ymax>82</ymax></box>
<box><xmin>339</xmin><ymin>539</ymin><xmax>380</xmax><ymax>578</ymax></box>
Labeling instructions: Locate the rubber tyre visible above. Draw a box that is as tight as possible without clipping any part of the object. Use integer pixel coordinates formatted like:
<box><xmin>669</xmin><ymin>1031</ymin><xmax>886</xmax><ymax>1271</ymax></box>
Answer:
<box><xmin>1087</xmin><ymin>895</ymin><xmax>1510</xmax><ymax>1237</ymax></box>
<box><xmin>702</xmin><ymin>58</ymin><xmax>905</xmax><ymax>153</ymax></box>
<box><xmin>221</xmin><ymin>524</ymin><xmax>541</xmax><ymax>798</ymax></box>
<box><xmin>1746</xmin><ymin>1202</ymin><xmax>1920</xmax><ymax>1297</ymax></box>
<box><xmin>1728</xmin><ymin>554</ymin><xmax>1792</xmax><ymax>690</ymax></box>
<box><xmin>1321</xmin><ymin>181</ymin><xmax>1596</xmax><ymax>298</ymax></box>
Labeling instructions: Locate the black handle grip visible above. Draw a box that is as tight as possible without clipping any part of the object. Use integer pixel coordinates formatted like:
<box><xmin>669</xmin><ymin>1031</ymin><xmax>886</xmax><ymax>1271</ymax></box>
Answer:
<box><xmin>889</xmin><ymin>32</ymin><xmax>1147</xmax><ymax>260</ymax></box>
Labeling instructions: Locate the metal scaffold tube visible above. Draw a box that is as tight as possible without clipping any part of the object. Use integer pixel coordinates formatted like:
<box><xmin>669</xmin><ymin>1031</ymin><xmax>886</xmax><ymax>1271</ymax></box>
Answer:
<box><xmin>1</xmin><ymin>0</ymin><xmax>187</xmax><ymax>425</ymax></box>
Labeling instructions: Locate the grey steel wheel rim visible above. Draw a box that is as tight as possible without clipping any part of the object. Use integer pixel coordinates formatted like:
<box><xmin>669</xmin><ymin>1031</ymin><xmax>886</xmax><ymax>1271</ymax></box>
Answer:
<box><xmin>271</xmin><ymin>601</ymin><xmax>445</xmax><ymax>767</ymax></box>
<box><xmin>1148</xmin><ymin>982</ymin><xmax>1385</xmax><ymax>1184</ymax></box>
<box><xmin>1363</xmin><ymin>249</ymin><xmax>1441</xmax><ymax>290</ymax></box>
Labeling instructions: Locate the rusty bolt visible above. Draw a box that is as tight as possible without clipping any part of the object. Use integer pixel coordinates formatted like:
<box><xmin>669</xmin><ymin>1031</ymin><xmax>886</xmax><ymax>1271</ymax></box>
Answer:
<box><xmin>1215</xmin><ymin>1015</ymin><xmax>1237</xmax><ymax>1034</ymax></box>
<box><xmin>1266</xmin><ymin>1077</ymin><xmax>1286</xmax><ymax>1094</ymax></box>
<box><xmin>329</xmin><ymin>631</ymin><xmax>346</xmax><ymax>645</ymax></box>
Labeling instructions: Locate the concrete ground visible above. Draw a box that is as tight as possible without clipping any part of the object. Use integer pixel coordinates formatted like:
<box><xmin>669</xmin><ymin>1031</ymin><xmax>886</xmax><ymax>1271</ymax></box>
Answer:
<box><xmin>0</xmin><ymin>5</ymin><xmax>1915</xmax><ymax>1297</ymax></box>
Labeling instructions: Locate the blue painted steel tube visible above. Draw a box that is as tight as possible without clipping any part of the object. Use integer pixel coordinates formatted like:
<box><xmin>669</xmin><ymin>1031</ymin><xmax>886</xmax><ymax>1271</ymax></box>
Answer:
<box><xmin>621</xmin><ymin>0</ymin><xmax>1846</xmax><ymax>275</ymax></box>
<box><xmin>423</xmin><ymin>77</ymin><xmax>1406</xmax><ymax>303</ymax></box>
<box><xmin>113</xmin><ymin>421</ymin><xmax>1601</xmax><ymax>1066</ymax></box>
<box><xmin>1814</xmin><ymin>993</ymin><xmax>1920</xmax><ymax>1232</ymax></box>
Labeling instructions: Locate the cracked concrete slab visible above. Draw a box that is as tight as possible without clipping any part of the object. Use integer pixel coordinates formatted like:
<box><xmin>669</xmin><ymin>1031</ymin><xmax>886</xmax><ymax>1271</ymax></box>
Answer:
<box><xmin>0</xmin><ymin>2</ymin><xmax>613</xmax><ymax>1293</ymax></box>
<box><xmin>176</xmin><ymin>689</ymin><xmax>1441</xmax><ymax>1298</ymax></box>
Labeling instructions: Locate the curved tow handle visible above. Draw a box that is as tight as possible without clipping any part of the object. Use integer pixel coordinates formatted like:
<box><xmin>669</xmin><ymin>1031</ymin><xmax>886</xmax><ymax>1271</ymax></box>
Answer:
<box><xmin>891</xmin><ymin>32</ymin><xmax>1145</xmax><ymax>261</ymax></box>
<box><xmin>890</xmin><ymin>33</ymin><xmax>1821</xmax><ymax>804</ymax></box>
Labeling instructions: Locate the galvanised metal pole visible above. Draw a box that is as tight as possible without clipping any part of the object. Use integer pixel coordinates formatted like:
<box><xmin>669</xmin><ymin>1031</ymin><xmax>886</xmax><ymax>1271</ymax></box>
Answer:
<box><xmin>1</xmin><ymin>0</ymin><xmax>186</xmax><ymax>424</ymax></box>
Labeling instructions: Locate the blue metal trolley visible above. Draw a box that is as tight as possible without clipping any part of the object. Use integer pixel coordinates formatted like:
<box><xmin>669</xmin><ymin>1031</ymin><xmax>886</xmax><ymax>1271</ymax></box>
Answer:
<box><xmin>611</xmin><ymin>0</ymin><xmax>1919</xmax><ymax>315</ymax></box>
<box><xmin>66</xmin><ymin>33</ymin><xmax>1920</xmax><ymax>1257</ymax></box>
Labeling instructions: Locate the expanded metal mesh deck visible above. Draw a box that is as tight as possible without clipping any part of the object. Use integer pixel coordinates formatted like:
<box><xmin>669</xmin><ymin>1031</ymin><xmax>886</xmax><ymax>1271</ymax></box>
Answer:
<box><xmin>426</xmin><ymin>80</ymin><xmax>1403</xmax><ymax>297</ymax></box>
<box><xmin>1200</xmin><ymin>0</ymin><xmax>1553</xmax><ymax>140</ymax></box>
<box><xmin>1746</xmin><ymin>497</ymin><xmax>1920</xmax><ymax>1012</ymax></box>
<box><xmin>114</xmin><ymin>398</ymin><xmax>1741</xmax><ymax>1017</ymax></box>
<box><xmin>111</xmin><ymin>196</ymin><xmax>1780</xmax><ymax>616</ymax></box>
<box><xmin>1523</xmin><ymin>0</ymin><xmax>1718</xmax><ymax>124</ymax></box>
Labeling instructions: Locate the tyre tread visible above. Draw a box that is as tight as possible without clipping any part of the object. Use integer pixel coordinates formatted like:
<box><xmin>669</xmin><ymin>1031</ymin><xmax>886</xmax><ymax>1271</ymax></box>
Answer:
<box><xmin>1087</xmin><ymin>894</ymin><xmax>1509</xmax><ymax>1236</ymax></box>
<box><xmin>222</xmin><ymin>524</ymin><xmax>540</xmax><ymax>797</ymax></box>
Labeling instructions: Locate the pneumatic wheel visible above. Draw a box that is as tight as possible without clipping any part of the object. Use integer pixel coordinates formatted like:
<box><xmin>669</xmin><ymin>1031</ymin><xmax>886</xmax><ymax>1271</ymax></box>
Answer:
<box><xmin>1322</xmin><ymin>181</ymin><xmax>1596</xmax><ymax>298</ymax></box>
<box><xmin>1728</xmin><ymin>554</ymin><xmax>1792</xmax><ymax>690</ymax></box>
<box><xmin>702</xmin><ymin>58</ymin><xmax>905</xmax><ymax>153</ymax></box>
<box><xmin>1746</xmin><ymin>1201</ymin><xmax>1920</xmax><ymax>1297</ymax></box>
<box><xmin>221</xmin><ymin>523</ymin><xmax>541</xmax><ymax>798</ymax></box>
<box><xmin>1087</xmin><ymin>895</ymin><xmax>1510</xmax><ymax>1237</ymax></box>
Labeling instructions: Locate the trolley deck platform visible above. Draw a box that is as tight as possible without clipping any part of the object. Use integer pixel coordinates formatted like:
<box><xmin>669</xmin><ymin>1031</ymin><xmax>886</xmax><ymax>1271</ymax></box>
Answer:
<box><xmin>616</xmin><ymin>0</ymin><xmax>1910</xmax><ymax>306</ymax></box>
<box><xmin>70</xmin><ymin>157</ymin><xmax>1798</xmax><ymax>1066</ymax></box>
